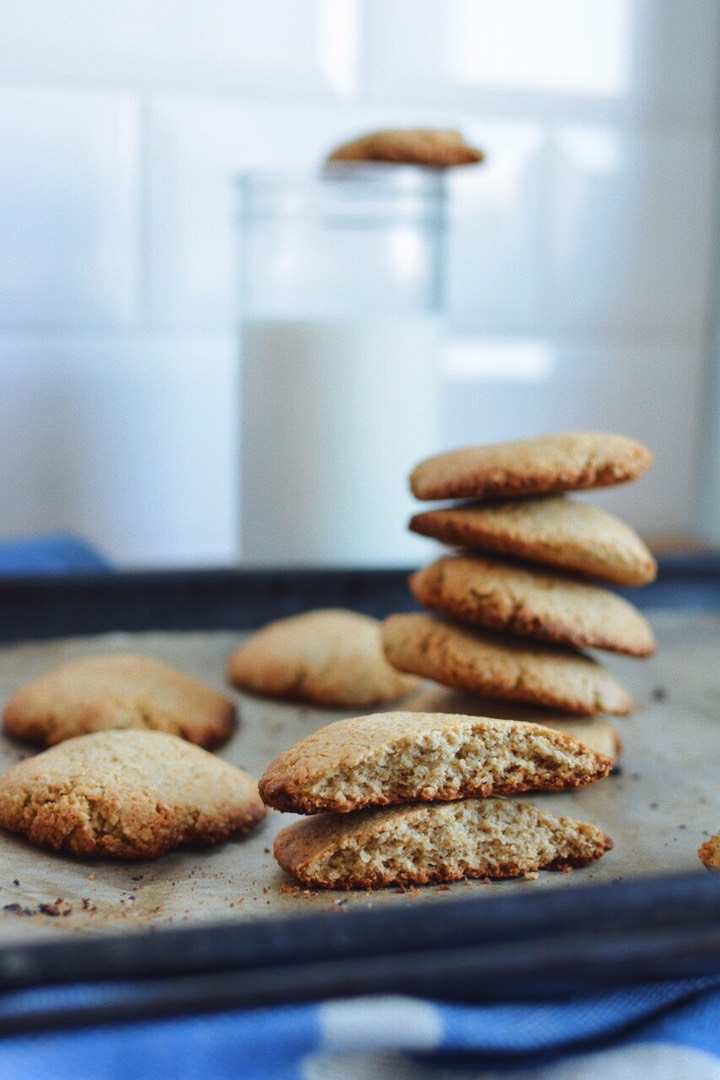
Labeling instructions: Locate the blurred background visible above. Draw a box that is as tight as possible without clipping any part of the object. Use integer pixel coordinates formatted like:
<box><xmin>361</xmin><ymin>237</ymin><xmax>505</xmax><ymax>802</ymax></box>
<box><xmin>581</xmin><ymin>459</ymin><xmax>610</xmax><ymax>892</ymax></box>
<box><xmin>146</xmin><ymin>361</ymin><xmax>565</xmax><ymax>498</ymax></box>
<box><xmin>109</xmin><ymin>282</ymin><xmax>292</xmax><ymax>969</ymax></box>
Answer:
<box><xmin>0</xmin><ymin>0</ymin><xmax>718</xmax><ymax>570</ymax></box>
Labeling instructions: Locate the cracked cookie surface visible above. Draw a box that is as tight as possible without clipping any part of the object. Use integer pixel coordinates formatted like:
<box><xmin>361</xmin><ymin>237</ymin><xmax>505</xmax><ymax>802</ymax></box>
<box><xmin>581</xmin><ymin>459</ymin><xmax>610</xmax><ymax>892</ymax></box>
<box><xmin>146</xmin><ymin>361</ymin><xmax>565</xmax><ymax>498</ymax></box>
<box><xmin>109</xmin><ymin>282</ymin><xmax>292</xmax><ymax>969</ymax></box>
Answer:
<box><xmin>381</xmin><ymin>613</ymin><xmax>632</xmax><ymax>715</ymax></box>
<box><xmin>409</xmin><ymin>554</ymin><xmax>656</xmax><ymax>655</ymax></box>
<box><xmin>0</xmin><ymin>730</ymin><xmax>265</xmax><ymax>858</ymax></box>
<box><xmin>259</xmin><ymin>710</ymin><xmax>612</xmax><ymax>815</ymax></box>
<box><xmin>3</xmin><ymin>653</ymin><xmax>237</xmax><ymax>749</ymax></box>
<box><xmin>409</xmin><ymin>432</ymin><xmax>653</xmax><ymax>502</ymax></box>
<box><xmin>226</xmin><ymin>608</ymin><xmax>420</xmax><ymax>708</ymax></box>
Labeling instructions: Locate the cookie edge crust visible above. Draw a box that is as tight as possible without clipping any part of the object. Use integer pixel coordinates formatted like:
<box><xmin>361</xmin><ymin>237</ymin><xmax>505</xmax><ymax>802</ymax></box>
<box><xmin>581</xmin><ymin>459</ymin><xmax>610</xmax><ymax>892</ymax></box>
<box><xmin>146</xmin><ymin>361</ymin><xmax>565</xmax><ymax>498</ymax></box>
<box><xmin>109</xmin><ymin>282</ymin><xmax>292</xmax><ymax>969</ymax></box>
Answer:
<box><xmin>380</xmin><ymin>614</ymin><xmax>634</xmax><ymax>716</ymax></box>
<box><xmin>407</xmin><ymin>559</ymin><xmax>657</xmax><ymax>657</ymax></box>
<box><xmin>409</xmin><ymin>433</ymin><xmax>654</xmax><ymax>501</ymax></box>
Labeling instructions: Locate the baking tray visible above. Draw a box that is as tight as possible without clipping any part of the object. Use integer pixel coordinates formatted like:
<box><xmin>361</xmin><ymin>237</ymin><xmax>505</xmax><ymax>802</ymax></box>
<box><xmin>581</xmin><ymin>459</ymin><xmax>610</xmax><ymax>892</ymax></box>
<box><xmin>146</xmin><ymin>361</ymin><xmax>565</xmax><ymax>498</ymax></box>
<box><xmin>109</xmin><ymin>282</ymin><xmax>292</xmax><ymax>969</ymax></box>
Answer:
<box><xmin>0</xmin><ymin>557</ymin><xmax>719</xmax><ymax>1030</ymax></box>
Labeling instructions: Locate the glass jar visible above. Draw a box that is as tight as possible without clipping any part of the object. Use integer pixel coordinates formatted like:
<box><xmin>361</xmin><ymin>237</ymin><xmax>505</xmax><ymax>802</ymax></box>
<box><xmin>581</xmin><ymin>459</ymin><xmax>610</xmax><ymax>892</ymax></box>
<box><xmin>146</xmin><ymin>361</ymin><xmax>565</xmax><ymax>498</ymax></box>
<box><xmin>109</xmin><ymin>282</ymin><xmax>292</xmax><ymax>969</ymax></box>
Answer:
<box><xmin>237</xmin><ymin>163</ymin><xmax>447</xmax><ymax>566</ymax></box>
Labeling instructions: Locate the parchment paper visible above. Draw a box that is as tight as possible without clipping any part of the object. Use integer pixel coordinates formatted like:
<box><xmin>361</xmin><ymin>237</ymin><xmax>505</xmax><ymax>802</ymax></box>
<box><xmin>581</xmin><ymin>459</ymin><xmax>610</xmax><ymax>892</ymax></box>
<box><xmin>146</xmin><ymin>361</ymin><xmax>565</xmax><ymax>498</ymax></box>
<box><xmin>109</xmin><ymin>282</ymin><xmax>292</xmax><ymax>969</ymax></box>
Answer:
<box><xmin>0</xmin><ymin>611</ymin><xmax>717</xmax><ymax>944</ymax></box>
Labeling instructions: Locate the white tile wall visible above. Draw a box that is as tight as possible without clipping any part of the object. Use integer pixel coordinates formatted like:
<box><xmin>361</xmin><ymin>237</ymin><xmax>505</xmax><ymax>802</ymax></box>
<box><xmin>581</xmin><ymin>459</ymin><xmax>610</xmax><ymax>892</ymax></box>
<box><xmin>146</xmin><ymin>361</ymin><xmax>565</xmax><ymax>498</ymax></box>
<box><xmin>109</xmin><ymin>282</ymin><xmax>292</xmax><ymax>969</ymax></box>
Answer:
<box><xmin>0</xmin><ymin>1</ymin><xmax>717</xmax><ymax>567</ymax></box>
<box><xmin>0</xmin><ymin>335</ymin><xmax>238</xmax><ymax>567</ymax></box>
<box><xmin>0</xmin><ymin>87</ymin><xmax>140</xmax><ymax>327</ymax></box>
<box><xmin>442</xmin><ymin>339</ymin><xmax>705</xmax><ymax>537</ymax></box>
<box><xmin>546</xmin><ymin>126</ymin><xmax>716</xmax><ymax>338</ymax></box>
<box><xmin>0</xmin><ymin>1</ymin><xmax>356</xmax><ymax>99</ymax></box>
<box><xmin>146</xmin><ymin>98</ymin><xmax>359</xmax><ymax>329</ymax></box>
<box><xmin>444</xmin><ymin>124</ymin><xmax>548</xmax><ymax>335</ymax></box>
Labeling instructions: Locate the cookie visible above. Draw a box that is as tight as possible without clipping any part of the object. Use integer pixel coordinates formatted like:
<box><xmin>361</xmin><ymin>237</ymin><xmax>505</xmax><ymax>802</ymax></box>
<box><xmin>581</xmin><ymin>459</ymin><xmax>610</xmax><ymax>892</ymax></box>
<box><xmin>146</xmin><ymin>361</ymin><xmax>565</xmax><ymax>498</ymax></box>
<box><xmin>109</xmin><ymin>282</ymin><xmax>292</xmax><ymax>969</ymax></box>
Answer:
<box><xmin>273</xmin><ymin>797</ymin><xmax>613</xmax><ymax>888</ymax></box>
<box><xmin>381</xmin><ymin>613</ymin><xmax>633</xmax><ymax>715</ymax></box>
<box><xmin>409</xmin><ymin>554</ymin><xmax>656</xmax><ymax>656</ymax></box>
<box><xmin>3</xmin><ymin>653</ymin><xmax>237</xmax><ymax>749</ymax></box>
<box><xmin>226</xmin><ymin>608</ymin><xmax>420</xmax><ymax>708</ymax></box>
<box><xmin>409</xmin><ymin>432</ymin><xmax>654</xmax><ymax>502</ymax></box>
<box><xmin>0</xmin><ymin>730</ymin><xmax>265</xmax><ymax>859</ymax></box>
<box><xmin>410</xmin><ymin>496</ymin><xmax>657</xmax><ymax>586</ymax></box>
<box><xmin>259</xmin><ymin>711</ymin><xmax>612</xmax><ymax>815</ymax></box>
<box><xmin>327</xmin><ymin>128</ymin><xmax>484</xmax><ymax>167</ymax></box>
<box><xmin>404</xmin><ymin>686</ymin><xmax>621</xmax><ymax>762</ymax></box>
<box><xmin>698</xmin><ymin>834</ymin><xmax>720</xmax><ymax>870</ymax></box>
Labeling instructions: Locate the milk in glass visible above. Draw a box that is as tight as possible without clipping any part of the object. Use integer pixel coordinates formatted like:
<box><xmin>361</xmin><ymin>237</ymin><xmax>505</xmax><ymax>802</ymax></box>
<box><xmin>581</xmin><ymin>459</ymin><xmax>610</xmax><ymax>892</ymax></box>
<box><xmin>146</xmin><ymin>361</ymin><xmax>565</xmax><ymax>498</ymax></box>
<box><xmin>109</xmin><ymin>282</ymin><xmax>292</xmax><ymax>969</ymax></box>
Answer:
<box><xmin>237</xmin><ymin>165</ymin><xmax>446</xmax><ymax>566</ymax></box>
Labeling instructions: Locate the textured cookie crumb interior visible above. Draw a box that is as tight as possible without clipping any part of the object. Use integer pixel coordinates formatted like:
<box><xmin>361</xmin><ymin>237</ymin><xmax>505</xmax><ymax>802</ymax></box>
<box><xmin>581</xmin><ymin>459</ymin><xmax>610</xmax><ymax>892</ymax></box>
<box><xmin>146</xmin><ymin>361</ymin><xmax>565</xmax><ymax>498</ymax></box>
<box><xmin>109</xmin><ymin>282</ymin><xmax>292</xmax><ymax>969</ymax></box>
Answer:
<box><xmin>302</xmin><ymin>721</ymin><xmax>609</xmax><ymax>809</ymax></box>
<box><xmin>278</xmin><ymin>798</ymin><xmax>610</xmax><ymax>888</ymax></box>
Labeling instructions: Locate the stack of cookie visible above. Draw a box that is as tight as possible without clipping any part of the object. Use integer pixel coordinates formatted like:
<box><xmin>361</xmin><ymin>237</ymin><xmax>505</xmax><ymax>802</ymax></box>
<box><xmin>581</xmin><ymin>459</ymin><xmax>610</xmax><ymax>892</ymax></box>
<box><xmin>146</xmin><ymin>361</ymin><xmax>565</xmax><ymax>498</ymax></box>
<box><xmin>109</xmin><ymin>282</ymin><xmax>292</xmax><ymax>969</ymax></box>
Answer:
<box><xmin>260</xmin><ymin>710</ymin><xmax>614</xmax><ymax>889</ymax></box>
<box><xmin>382</xmin><ymin>432</ymin><xmax>657</xmax><ymax>727</ymax></box>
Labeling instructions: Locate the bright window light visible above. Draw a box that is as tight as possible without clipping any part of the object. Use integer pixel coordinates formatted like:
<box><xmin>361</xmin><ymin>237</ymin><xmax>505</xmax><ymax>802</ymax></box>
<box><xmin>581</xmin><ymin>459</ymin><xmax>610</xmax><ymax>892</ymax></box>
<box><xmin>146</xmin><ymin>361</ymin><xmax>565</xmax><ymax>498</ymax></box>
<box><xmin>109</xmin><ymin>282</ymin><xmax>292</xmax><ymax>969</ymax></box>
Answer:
<box><xmin>557</xmin><ymin>128</ymin><xmax>621</xmax><ymax>174</ymax></box>
<box><xmin>443</xmin><ymin>338</ymin><xmax>555</xmax><ymax>382</ymax></box>
<box><xmin>318</xmin><ymin>0</ymin><xmax>359</xmax><ymax>98</ymax></box>
<box><xmin>389</xmin><ymin>227</ymin><xmax>429</xmax><ymax>280</ymax></box>
<box><xmin>452</xmin><ymin>0</ymin><xmax>632</xmax><ymax>97</ymax></box>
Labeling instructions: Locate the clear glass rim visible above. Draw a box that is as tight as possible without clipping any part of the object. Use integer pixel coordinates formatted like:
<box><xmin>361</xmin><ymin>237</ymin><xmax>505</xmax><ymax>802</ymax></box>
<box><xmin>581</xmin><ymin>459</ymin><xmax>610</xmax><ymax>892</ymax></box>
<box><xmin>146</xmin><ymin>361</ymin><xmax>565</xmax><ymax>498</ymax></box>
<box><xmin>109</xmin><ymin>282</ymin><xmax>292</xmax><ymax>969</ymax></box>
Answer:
<box><xmin>236</xmin><ymin>162</ymin><xmax>447</xmax><ymax>196</ymax></box>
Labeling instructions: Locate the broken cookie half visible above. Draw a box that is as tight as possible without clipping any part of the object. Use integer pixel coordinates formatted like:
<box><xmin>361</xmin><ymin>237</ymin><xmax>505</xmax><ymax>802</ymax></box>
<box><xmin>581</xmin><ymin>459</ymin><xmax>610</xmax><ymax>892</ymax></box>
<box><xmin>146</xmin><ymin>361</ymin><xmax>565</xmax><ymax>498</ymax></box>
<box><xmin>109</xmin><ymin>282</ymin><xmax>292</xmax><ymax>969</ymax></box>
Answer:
<box><xmin>274</xmin><ymin>797</ymin><xmax>613</xmax><ymax>889</ymax></box>
<box><xmin>259</xmin><ymin>711</ymin><xmax>612</xmax><ymax>815</ymax></box>
<box><xmin>403</xmin><ymin>686</ymin><xmax>622</xmax><ymax>764</ymax></box>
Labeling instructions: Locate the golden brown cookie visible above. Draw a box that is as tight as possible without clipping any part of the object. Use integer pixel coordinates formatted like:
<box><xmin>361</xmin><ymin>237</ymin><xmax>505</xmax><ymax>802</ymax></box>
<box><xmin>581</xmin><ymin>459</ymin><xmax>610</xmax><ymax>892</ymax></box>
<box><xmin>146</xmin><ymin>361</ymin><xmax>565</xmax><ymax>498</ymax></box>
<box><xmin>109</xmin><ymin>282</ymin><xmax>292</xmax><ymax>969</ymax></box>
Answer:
<box><xmin>3</xmin><ymin>653</ymin><xmax>237</xmax><ymax>749</ymax></box>
<box><xmin>381</xmin><ymin>613</ymin><xmax>632</xmax><ymax>715</ymax></box>
<box><xmin>0</xmin><ymin>730</ymin><xmax>265</xmax><ymax>858</ymax></box>
<box><xmin>410</xmin><ymin>496</ymin><xmax>657</xmax><ymax>586</ymax></box>
<box><xmin>273</xmin><ymin>797</ymin><xmax>613</xmax><ymax>888</ymax></box>
<box><xmin>409</xmin><ymin>554</ymin><xmax>656</xmax><ymax>656</ymax></box>
<box><xmin>259</xmin><ymin>711</ymin><xmax>612</xmax><ymax>815</ymax></box>
<box><xmin>226</xmin><ymin>608</ymin><xmax>420</xmax><ymax>708</ymax></box>
<box><xmin>698</xmin><ymin>834</ymin><xmax>720</xmax><ymax>870</ymax></box>
<box><xmin>327</xmin><ymin>128</ymin><xmax>484</xmax><ymax>167</ymax></box>
<box><xmin>404</xmin><ymin>686</ymin><xmax>622</xmax><ymax>762</ymax></box>
<box><xmin>410</xmin><ymin>432</ymin><xmax>654</xmax><ymax>502</ymax></box>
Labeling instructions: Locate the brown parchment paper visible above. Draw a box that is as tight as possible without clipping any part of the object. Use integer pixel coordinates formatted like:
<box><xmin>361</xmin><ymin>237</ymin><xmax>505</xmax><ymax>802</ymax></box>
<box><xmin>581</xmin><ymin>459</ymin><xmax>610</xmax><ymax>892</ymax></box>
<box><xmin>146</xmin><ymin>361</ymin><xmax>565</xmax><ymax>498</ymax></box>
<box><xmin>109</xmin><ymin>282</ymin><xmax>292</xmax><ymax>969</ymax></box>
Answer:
<box><xmin>0</xmin><ymin>611</ymin><xmax>718</xmax><ymax>945</ymax></box>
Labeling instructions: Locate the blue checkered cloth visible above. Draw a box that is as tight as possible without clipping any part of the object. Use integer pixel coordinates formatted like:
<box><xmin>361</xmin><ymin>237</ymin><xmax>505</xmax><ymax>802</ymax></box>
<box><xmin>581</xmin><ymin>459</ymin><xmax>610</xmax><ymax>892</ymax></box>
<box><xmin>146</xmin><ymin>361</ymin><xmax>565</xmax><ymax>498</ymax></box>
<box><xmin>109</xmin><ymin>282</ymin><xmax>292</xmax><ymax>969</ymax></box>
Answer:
<box><xmin>0</xmin><ymin>535</ymin><xmax>110</xmax><ymax>575</ymax></box>
<box><xmin>2</xmin><ymin>978</ymin><xmax>720</xmax><ymax>1079</ymax></box>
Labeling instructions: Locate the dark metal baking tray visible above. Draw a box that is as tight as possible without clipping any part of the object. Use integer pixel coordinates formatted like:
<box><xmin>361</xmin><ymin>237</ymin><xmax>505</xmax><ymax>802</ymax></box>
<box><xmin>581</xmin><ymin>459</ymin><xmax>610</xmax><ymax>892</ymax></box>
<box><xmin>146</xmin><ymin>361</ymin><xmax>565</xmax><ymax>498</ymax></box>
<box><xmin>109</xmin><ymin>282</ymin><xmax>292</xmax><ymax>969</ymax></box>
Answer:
<box><xmin>0</xmin><ymin>554</ymin><xmax>719</xmax><ymax>1032</ymax></box>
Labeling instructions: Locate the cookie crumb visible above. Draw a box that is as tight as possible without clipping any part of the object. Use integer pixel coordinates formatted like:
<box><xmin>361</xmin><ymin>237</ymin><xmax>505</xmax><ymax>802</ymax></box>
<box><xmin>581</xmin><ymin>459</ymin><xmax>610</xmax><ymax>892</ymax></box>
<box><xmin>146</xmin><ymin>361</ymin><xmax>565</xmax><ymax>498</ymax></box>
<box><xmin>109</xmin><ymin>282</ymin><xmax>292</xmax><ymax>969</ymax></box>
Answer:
<box><xmin>3</xmin><ymin>903</ymin><xmax>35</xmax><ymax>916</ymax></box>
<box><xmin>39</xmin><ymin>898</ymin><xmax>72</xmax><ymax>917</ymax></box>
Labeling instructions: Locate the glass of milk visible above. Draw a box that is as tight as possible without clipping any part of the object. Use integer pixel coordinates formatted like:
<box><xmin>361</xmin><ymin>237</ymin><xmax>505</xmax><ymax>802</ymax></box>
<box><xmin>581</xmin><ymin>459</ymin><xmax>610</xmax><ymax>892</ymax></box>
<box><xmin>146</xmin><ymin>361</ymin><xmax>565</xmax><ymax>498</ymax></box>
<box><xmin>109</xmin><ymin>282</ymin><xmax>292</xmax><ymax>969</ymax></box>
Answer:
<box><xmin>237</xmin><ymin>163</ymin><xmax>446</xmax><ymax>566</ymax></box>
